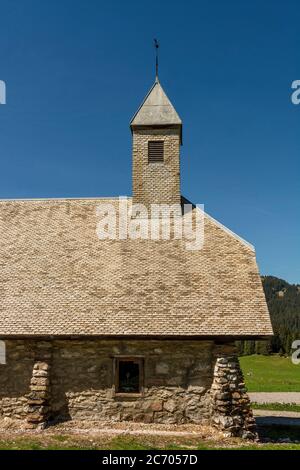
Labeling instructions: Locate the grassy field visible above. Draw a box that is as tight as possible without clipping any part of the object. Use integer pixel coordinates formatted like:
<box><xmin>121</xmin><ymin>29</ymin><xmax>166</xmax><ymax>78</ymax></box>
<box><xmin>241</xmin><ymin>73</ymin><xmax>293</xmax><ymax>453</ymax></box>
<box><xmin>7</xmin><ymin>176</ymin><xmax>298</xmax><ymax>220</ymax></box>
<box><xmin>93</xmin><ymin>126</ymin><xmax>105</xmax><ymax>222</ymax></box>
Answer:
<box><xmin>240</xmin><ymin>355</ymin><xmax>300</xmax><ymax>392</ymax></box>
<box><xmin>0</xmin><ymin>434</ymin><xmax>299</xmax><ymax>450</ymax></box>
<box><xmin>251</xmin><ymin>402</ymin><xmax>300</xmax><ymax>412</ymax></box>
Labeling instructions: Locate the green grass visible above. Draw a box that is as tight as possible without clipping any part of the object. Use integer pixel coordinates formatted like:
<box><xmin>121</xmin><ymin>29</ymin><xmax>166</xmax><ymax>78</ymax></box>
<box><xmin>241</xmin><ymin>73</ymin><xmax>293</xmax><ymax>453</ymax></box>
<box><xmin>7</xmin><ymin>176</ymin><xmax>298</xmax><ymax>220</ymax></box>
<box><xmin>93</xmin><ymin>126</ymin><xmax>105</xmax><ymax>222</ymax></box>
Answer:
<box><xmin>251</xmin><ymin>402</ymin><xmax>300</xmax><ymax>412</ymax></box>
<box><xmin>0</xmin><ymin>436</ymin><xmax>300</xmax><ymax>450</ymax></box>
<box><xmin>240</xmin><ymin>354</ymin><xmax>300</xmax><ymax>392</ymax></box>
<box><xmin>108</xmin><ymin>436</ymin><xmax>156</xmax><ymax>450</ymax></box>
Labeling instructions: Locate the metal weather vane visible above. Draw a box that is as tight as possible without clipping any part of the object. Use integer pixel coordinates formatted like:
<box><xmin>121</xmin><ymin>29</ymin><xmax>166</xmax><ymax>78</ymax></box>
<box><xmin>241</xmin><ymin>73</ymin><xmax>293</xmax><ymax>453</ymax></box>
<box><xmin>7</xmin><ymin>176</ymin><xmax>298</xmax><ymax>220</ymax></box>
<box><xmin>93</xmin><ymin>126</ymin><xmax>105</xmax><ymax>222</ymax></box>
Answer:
<box><xmin>154</xmin><ymin>39</ymin><xmax>159</xmax><ymax>81</ymax></box>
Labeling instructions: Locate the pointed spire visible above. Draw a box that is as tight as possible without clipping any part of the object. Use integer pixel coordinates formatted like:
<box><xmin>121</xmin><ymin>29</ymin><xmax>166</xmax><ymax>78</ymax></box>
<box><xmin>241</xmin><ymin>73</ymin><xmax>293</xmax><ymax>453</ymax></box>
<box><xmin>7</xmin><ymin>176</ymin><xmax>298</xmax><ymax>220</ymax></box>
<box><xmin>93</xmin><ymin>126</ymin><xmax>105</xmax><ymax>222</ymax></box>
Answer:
<box><xmin>130</xmin><ymin>80</ymin><xmax>182</xmax><ymax>128</ymax></box>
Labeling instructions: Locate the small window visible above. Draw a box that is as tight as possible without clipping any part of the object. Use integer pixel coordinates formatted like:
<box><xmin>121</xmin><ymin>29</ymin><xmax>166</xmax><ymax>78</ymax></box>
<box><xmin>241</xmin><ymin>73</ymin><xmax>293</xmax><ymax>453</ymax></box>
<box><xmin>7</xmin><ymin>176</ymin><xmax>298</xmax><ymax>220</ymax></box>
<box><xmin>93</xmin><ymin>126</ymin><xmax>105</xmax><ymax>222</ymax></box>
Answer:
<box><xmin>0</xmin><ymin>341</ymin><xmax>6</xmax><ymax>365</ymax></box>
<box><xmin>114</xmin><ymin>357</ymin><xmax>144</xmax><ymax>394</ymax></box>
<box><xmin>148</xmin><ymin>140</ymin><xmax>164</xmax><ymax>163</ymax></box>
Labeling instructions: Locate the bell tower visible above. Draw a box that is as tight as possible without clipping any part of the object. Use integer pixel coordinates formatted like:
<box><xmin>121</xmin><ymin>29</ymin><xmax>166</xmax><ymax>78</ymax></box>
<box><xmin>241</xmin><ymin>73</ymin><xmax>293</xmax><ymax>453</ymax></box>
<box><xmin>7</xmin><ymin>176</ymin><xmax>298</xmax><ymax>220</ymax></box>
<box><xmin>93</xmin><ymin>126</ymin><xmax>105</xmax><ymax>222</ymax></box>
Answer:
<box><xmin>130</xmin><ymin>78</ymin><xmax>182</xmax><ymax>209</ymax></box>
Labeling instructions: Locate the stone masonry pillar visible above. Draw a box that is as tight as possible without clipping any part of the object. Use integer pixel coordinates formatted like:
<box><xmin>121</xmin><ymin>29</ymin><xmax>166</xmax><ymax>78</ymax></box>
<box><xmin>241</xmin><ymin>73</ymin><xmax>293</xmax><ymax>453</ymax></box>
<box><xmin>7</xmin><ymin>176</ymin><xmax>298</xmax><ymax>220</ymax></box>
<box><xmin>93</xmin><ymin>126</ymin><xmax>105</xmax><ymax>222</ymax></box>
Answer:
<box><xmin>26</xmin><ymin>341</ymin><xmax>52</xmax><ymax>428</ymax></box>
<box><xmin>210</xmin><ymin>343</ymin><xmax>257</xmax><ymax>439</ymax></box>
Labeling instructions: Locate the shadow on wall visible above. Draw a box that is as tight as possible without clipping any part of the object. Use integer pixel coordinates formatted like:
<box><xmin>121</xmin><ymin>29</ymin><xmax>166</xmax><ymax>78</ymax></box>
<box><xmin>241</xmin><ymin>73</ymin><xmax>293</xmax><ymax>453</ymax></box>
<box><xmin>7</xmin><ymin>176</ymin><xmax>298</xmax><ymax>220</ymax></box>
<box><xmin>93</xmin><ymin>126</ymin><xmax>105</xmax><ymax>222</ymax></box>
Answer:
<box><xmin>0</xmin><ymin>341</ymin><xmax>35</xmax><ymax>400</ymax></box>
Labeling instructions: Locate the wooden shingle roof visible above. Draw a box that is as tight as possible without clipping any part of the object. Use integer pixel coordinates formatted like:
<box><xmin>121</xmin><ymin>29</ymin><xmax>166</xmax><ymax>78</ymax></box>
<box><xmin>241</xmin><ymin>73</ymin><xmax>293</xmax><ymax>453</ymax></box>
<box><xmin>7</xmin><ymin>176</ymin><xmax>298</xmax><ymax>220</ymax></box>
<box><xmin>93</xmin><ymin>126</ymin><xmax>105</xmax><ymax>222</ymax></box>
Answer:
<box><xmin>0</xmin><ymin>198</ymin><xmax>273</xmax><ymax>337</ymax></box>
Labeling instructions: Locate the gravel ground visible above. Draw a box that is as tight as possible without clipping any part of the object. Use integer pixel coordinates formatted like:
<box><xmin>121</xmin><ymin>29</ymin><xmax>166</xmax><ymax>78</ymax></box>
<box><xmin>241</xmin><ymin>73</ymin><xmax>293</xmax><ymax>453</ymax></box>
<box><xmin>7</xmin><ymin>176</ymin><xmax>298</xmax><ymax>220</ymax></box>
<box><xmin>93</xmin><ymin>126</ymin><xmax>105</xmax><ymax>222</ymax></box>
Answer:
<box><xmin>0</xmin><ymin>418</ymin><xmax>235</xmax><ymax>449</ymax></box>
<box><xmin>249</xmin><ymin>392</ymin><xmax>300</xmax><ymax>404</ymax></box>
<box><xmin>0</xmin><ymin>418</ymin><xmax>223</xmax><ymax>439</ymax></box>
<box><xmin>0</xmin><ymin>417</ymin><xmax>299</xmax><ymax>447</ymax></box>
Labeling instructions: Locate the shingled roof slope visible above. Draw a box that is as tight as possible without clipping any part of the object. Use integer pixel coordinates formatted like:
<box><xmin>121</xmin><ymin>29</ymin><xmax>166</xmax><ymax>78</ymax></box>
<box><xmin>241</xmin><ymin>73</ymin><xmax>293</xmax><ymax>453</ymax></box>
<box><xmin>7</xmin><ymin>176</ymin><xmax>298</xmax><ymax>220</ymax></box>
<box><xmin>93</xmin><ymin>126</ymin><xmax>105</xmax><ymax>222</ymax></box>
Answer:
<box><xmin>0</xmin><ymin>198</ymin><xmax>273</xmax><ymax>337</ymax></box>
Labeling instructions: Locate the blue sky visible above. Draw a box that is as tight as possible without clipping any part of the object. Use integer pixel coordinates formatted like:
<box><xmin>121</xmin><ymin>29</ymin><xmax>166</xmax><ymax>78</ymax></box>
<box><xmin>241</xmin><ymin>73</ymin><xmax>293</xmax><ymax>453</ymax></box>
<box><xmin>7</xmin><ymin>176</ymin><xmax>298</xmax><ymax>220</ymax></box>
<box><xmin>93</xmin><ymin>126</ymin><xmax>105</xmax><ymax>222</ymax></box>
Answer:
<box><xmin>0</xmin><ymin>0</ymin><xmax>299</xmax><ymax>283</ymax></box>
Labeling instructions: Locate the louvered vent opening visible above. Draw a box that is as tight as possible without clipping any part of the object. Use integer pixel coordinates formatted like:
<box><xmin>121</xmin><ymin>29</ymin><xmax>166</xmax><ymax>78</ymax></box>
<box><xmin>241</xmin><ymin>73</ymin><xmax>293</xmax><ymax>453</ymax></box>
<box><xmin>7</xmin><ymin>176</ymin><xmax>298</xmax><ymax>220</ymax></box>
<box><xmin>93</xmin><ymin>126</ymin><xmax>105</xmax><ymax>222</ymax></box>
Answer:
<box><xmin>148</xmin><ymin>140</ymin><xmax>164</xmax><ymax>163</ymax></box>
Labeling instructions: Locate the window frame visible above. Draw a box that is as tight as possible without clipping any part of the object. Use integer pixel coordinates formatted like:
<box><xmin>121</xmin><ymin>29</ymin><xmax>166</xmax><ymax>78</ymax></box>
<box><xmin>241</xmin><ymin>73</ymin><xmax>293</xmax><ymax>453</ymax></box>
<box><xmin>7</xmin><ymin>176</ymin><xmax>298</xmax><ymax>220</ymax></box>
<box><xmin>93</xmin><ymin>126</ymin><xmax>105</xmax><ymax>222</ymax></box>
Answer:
<box><xmin>148</xmin><ymin>140</ymin><xmax>164</xmax><ymax>163</ymax></box>
<box><xmin>113</xmin><ymin>356</ymin><xmax>144</xmax><ymax>397</ymax></box>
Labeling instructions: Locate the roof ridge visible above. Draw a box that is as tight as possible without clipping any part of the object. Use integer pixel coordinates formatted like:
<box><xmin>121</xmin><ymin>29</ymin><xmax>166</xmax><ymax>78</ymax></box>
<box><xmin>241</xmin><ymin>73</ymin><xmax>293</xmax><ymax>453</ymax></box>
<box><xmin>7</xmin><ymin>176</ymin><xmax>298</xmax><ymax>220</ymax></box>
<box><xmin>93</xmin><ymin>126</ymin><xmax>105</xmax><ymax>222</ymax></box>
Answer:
<box><xmin>0</xmin><ymin>196</ymin><xmax>131</xmax><ymax>202</ymax></box>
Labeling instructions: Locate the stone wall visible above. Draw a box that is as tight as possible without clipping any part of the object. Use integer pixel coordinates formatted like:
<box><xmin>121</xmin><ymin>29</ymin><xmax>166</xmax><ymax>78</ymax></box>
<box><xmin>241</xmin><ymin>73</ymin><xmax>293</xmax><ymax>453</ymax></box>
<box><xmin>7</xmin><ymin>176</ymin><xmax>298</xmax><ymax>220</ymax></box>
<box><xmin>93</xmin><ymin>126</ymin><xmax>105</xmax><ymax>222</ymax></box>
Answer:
<box><xmin>0</xmin><ymin>339</ymin><xmax>214</xmax><ymax>423</ymax></box>
<box><xmin>0</xmin><ymin>338</ymin><xmax>256</xmax><ymax>437</ymax></box>
<box><xmin>50</xmin><ymin>339</ymin><xmax>213</xmax><ymax>424</ymax></box>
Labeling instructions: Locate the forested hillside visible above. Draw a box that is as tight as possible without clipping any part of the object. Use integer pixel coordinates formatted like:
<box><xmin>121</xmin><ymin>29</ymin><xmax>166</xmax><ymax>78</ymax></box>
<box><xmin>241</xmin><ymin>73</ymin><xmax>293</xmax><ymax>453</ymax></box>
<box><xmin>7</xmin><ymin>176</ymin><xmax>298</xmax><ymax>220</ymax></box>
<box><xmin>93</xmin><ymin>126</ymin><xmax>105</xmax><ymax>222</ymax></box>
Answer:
<box><xmin>237</xmin><ymin>276</ymin><xmax>300</xmax><ymax>355</ymax></box>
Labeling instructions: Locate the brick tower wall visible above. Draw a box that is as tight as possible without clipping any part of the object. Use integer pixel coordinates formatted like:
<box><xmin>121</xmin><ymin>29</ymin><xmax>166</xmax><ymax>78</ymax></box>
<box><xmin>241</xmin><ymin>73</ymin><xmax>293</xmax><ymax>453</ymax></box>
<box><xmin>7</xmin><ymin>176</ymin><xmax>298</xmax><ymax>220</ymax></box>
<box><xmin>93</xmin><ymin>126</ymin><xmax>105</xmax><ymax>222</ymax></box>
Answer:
<box><xmin>132</xmin><ymin>128</ymin><xmax>181</xmax><ymax>209</ymax></box>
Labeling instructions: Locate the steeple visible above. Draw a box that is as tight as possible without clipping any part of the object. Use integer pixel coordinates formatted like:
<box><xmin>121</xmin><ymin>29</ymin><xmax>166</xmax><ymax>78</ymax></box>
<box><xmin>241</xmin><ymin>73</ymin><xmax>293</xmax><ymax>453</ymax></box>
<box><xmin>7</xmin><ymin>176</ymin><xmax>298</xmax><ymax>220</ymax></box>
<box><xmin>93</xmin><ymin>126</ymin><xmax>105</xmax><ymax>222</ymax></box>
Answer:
<box><xmin>130</xmin><ymin>79</ymin><xmax>182</xmax><ymax>209</ymax></box>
